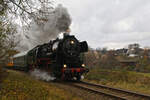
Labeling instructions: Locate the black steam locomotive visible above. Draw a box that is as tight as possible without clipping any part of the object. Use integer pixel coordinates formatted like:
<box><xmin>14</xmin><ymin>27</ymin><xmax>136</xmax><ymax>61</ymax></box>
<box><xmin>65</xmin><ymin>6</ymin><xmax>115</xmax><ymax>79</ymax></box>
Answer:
<box><xmin>12</xmin><ymin>33</ymin><xmax>89</xmax><ymax>80</ymax></box>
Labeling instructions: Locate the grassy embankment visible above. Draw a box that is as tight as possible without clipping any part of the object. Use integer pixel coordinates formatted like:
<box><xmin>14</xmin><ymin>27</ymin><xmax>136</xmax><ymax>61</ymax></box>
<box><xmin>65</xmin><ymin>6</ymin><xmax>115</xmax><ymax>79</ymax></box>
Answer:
<box><xmin>84</xmin><ymin>68</ymin><xmax>150</xmax><ymax>94</ymax></box>
<box><xmin>0</xmin><ymin>69</ymin><xmax>82</xmax><ymax>100</ymax></box>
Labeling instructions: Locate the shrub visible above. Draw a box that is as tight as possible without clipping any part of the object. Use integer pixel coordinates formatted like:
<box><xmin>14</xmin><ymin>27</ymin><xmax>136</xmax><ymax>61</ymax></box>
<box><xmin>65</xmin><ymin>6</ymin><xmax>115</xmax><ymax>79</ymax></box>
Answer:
<box><xmin>85</xmin><ymin>68</ymin><xmax>150</xmax><ymax>85</ymax></box>
<box><xmin>0</xmin><ymin>65</ymin><xmax>2</xmax><ymax>81</ymax></box>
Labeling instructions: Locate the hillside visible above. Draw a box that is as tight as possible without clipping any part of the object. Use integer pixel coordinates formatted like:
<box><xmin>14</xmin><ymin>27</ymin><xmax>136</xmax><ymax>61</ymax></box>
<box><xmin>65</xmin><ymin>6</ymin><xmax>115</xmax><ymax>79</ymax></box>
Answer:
<box><xmin>85</xmin><ymin>68</ymin><xmax>150</xmax><ymax>95</ymax></box>
<box><xmin>0</xmin><ymin>69</ymin><xmax>82</xmax><ymax>100</ymax></box>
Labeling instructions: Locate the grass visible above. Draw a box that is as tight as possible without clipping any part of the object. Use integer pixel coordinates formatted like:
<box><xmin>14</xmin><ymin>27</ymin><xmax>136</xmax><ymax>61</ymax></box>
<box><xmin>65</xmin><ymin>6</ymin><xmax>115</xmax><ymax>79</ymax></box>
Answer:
<box><xmin>0</xmin><ymin>70</ymin><xmax>82</xmax><ymax>100</ymax></box>
<box><xmin>0</xmin><ymin>66</ymin><xmax>6</xmax><ymax>83</ymax></box>
<box><xmin>0</xmin><ymin>65</ymin><xmax>2</xmax><ymax>81</ymax></box>
<box><xmin>84</xmin><ymin>68</ymin><xmax>150</xmax><ymax>94</ymax></box>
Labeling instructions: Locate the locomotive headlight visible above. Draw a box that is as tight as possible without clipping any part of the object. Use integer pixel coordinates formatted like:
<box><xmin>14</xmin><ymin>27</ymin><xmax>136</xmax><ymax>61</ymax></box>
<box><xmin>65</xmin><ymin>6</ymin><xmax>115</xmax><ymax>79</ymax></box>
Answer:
<box><xmin>82</xmin><ymin>64</ymin><xmax>85</xmax><ymax>67</ymax></box>
<box><xmin>70</xmin><ymin>40</ymin><xmax>74</xmax><ymax>44</ymax></box>
<box><xmin>64</xmin><ymin>64</ymin><xmax>67</xmax><ymax>68</ymax></box>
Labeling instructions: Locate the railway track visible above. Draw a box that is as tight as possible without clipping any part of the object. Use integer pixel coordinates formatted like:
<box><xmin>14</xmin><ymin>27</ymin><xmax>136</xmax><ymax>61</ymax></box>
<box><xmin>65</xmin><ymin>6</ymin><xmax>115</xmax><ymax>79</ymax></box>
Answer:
<box><xmin>69</xmin><ymin>81</ymin><xmax>150</xmax><ymax>100</ymax></box>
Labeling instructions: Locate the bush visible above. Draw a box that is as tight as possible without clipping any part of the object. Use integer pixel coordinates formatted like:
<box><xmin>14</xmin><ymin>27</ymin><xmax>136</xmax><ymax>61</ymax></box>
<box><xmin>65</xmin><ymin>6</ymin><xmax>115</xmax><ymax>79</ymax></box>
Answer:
<box><xmin>85</xmin><ymin>68</ymin><xmax>150</xmax><ymax>84</ymax></box>
<box><xmin>125</xmin><ymin>66</ymin><xmax>135</xmax><ymax>71</ymax></box>
<box><xmin>0</xmin><ymin>65</ymin><xmax>2</xmax><ymax>82</ymax></box>
<box><xmin>0</xmin><ymin>64</ymin><xmax>7</xmax><ymax>83</ymax></box>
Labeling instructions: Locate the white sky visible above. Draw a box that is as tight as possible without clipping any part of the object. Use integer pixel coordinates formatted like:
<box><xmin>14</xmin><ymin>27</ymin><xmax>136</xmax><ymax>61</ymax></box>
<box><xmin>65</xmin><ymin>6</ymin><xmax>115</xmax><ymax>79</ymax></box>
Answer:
<box><xmin>55</xmin><ymin>0</ymin><xmax>150</xmax><ymax>49</ymax></box>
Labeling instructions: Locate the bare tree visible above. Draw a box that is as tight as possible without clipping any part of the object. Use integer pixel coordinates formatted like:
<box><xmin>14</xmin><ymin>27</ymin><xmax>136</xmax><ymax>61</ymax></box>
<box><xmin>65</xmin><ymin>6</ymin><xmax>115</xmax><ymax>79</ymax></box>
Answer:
<box><xmin>0</xmin><ymin>20</ymin><xmax>18</xmax><ymax>60</ymax></box>
<box><xmin>0</xmin><ymin>0</ymin><xmax>54</xmax><ymax>61</ymax></box>
<box><xmin>5</xmin><ymin>0</ymin><xmax>54</xmax><ymax>26</ymax></box>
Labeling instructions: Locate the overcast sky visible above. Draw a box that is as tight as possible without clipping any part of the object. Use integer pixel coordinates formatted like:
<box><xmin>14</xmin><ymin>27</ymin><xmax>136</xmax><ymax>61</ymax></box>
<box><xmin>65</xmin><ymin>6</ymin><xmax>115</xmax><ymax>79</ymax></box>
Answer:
<box><xmin>55</xmin><ymin>0</ymin><xmax>150</xmax><ymax>49</ymax></box>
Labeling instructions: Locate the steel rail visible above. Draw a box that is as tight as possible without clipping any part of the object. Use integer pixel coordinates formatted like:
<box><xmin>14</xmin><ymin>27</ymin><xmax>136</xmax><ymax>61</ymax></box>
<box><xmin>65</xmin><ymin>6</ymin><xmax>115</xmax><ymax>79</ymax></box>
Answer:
<box><xmin>79</xmin><ymin>81</ymin><xmax>150</xmax><ymax>100</ymax></box>
<box><xmin>70</xmin><ymin>82</ymin><xmax>127</xmax><ymax>100</ymax></box>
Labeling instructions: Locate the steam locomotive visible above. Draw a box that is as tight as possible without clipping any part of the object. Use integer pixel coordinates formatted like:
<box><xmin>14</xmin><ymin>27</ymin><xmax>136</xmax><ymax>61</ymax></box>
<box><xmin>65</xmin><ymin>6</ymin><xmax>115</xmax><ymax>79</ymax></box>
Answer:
<box><xmin>12</xmin><ymin>33</ymin><xmax>89</xmax><ymax>80</ymax></box>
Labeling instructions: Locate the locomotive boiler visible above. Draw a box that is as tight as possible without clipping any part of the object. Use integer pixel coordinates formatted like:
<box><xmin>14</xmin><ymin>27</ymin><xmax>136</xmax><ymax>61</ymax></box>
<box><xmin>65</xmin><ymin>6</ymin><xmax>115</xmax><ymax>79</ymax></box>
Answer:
<box><xmin>12</xmin><ymin>33</ymin><xmax>89</xmax><ymax>80</ymax></box>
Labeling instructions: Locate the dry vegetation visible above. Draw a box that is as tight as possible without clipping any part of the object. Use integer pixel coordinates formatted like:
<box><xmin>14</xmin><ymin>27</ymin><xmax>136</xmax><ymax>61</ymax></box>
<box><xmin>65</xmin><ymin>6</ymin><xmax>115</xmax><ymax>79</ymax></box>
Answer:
<box><xmin>0</xmin><ymin>66</ymin><xmax>2</xmax><ymax>82</ymax></box>
<box><xmin>84</xmin><ymin>49</ymin><xmax>150</xmax><ymax>95</ymax></box>
<box><xmin>0</xmin><ymin>70</ymin><xmax>82</xmax><ymax>100</ymax></box>
<box><xmin>85</xmin><ymin>48</ymin><xmax>150</xmax><ymax>72</ymax></box>
<box><xmin>84</xmin><ymin>68</ymin><xmax>150</xmax><ymax>95</ymax></box>
<box><xmin>0</xmin><ymin>65</ymin><xmax>6</xmax><ymax>83</ymax></box>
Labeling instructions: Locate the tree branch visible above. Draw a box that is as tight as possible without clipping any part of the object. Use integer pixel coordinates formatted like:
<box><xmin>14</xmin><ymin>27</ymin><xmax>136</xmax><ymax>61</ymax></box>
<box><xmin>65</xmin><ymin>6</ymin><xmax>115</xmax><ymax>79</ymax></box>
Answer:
<box><xmin>8</xmin><ymin>0</ymin><xmax>31</xmax><ymax>15</ymax></box>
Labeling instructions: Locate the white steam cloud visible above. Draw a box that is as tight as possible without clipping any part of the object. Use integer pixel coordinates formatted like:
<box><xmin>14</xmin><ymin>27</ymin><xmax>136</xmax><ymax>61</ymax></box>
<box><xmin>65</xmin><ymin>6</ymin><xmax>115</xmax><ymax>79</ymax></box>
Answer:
<box><xmin>18</xmin><ymin>4</ymin><xmax>71</xmax><ymax>51</ymax></box>
<box><xmin>30</xmin><ymin>69</ymin><xmax>56</xmax><ymax>81</ymax></box>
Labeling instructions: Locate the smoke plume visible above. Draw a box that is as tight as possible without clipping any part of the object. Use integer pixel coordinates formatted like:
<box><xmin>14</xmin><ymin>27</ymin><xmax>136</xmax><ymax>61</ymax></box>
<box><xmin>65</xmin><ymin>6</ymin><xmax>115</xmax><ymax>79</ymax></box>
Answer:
<box><xmin>30</xmin><ymin>69</ymin><xmax>56</xmax><ymax>81</ymax></box>
<box><xmin>18</xmin><ymin>4</ymin><xmax>71</xmax><ymax>51</ymax></box>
